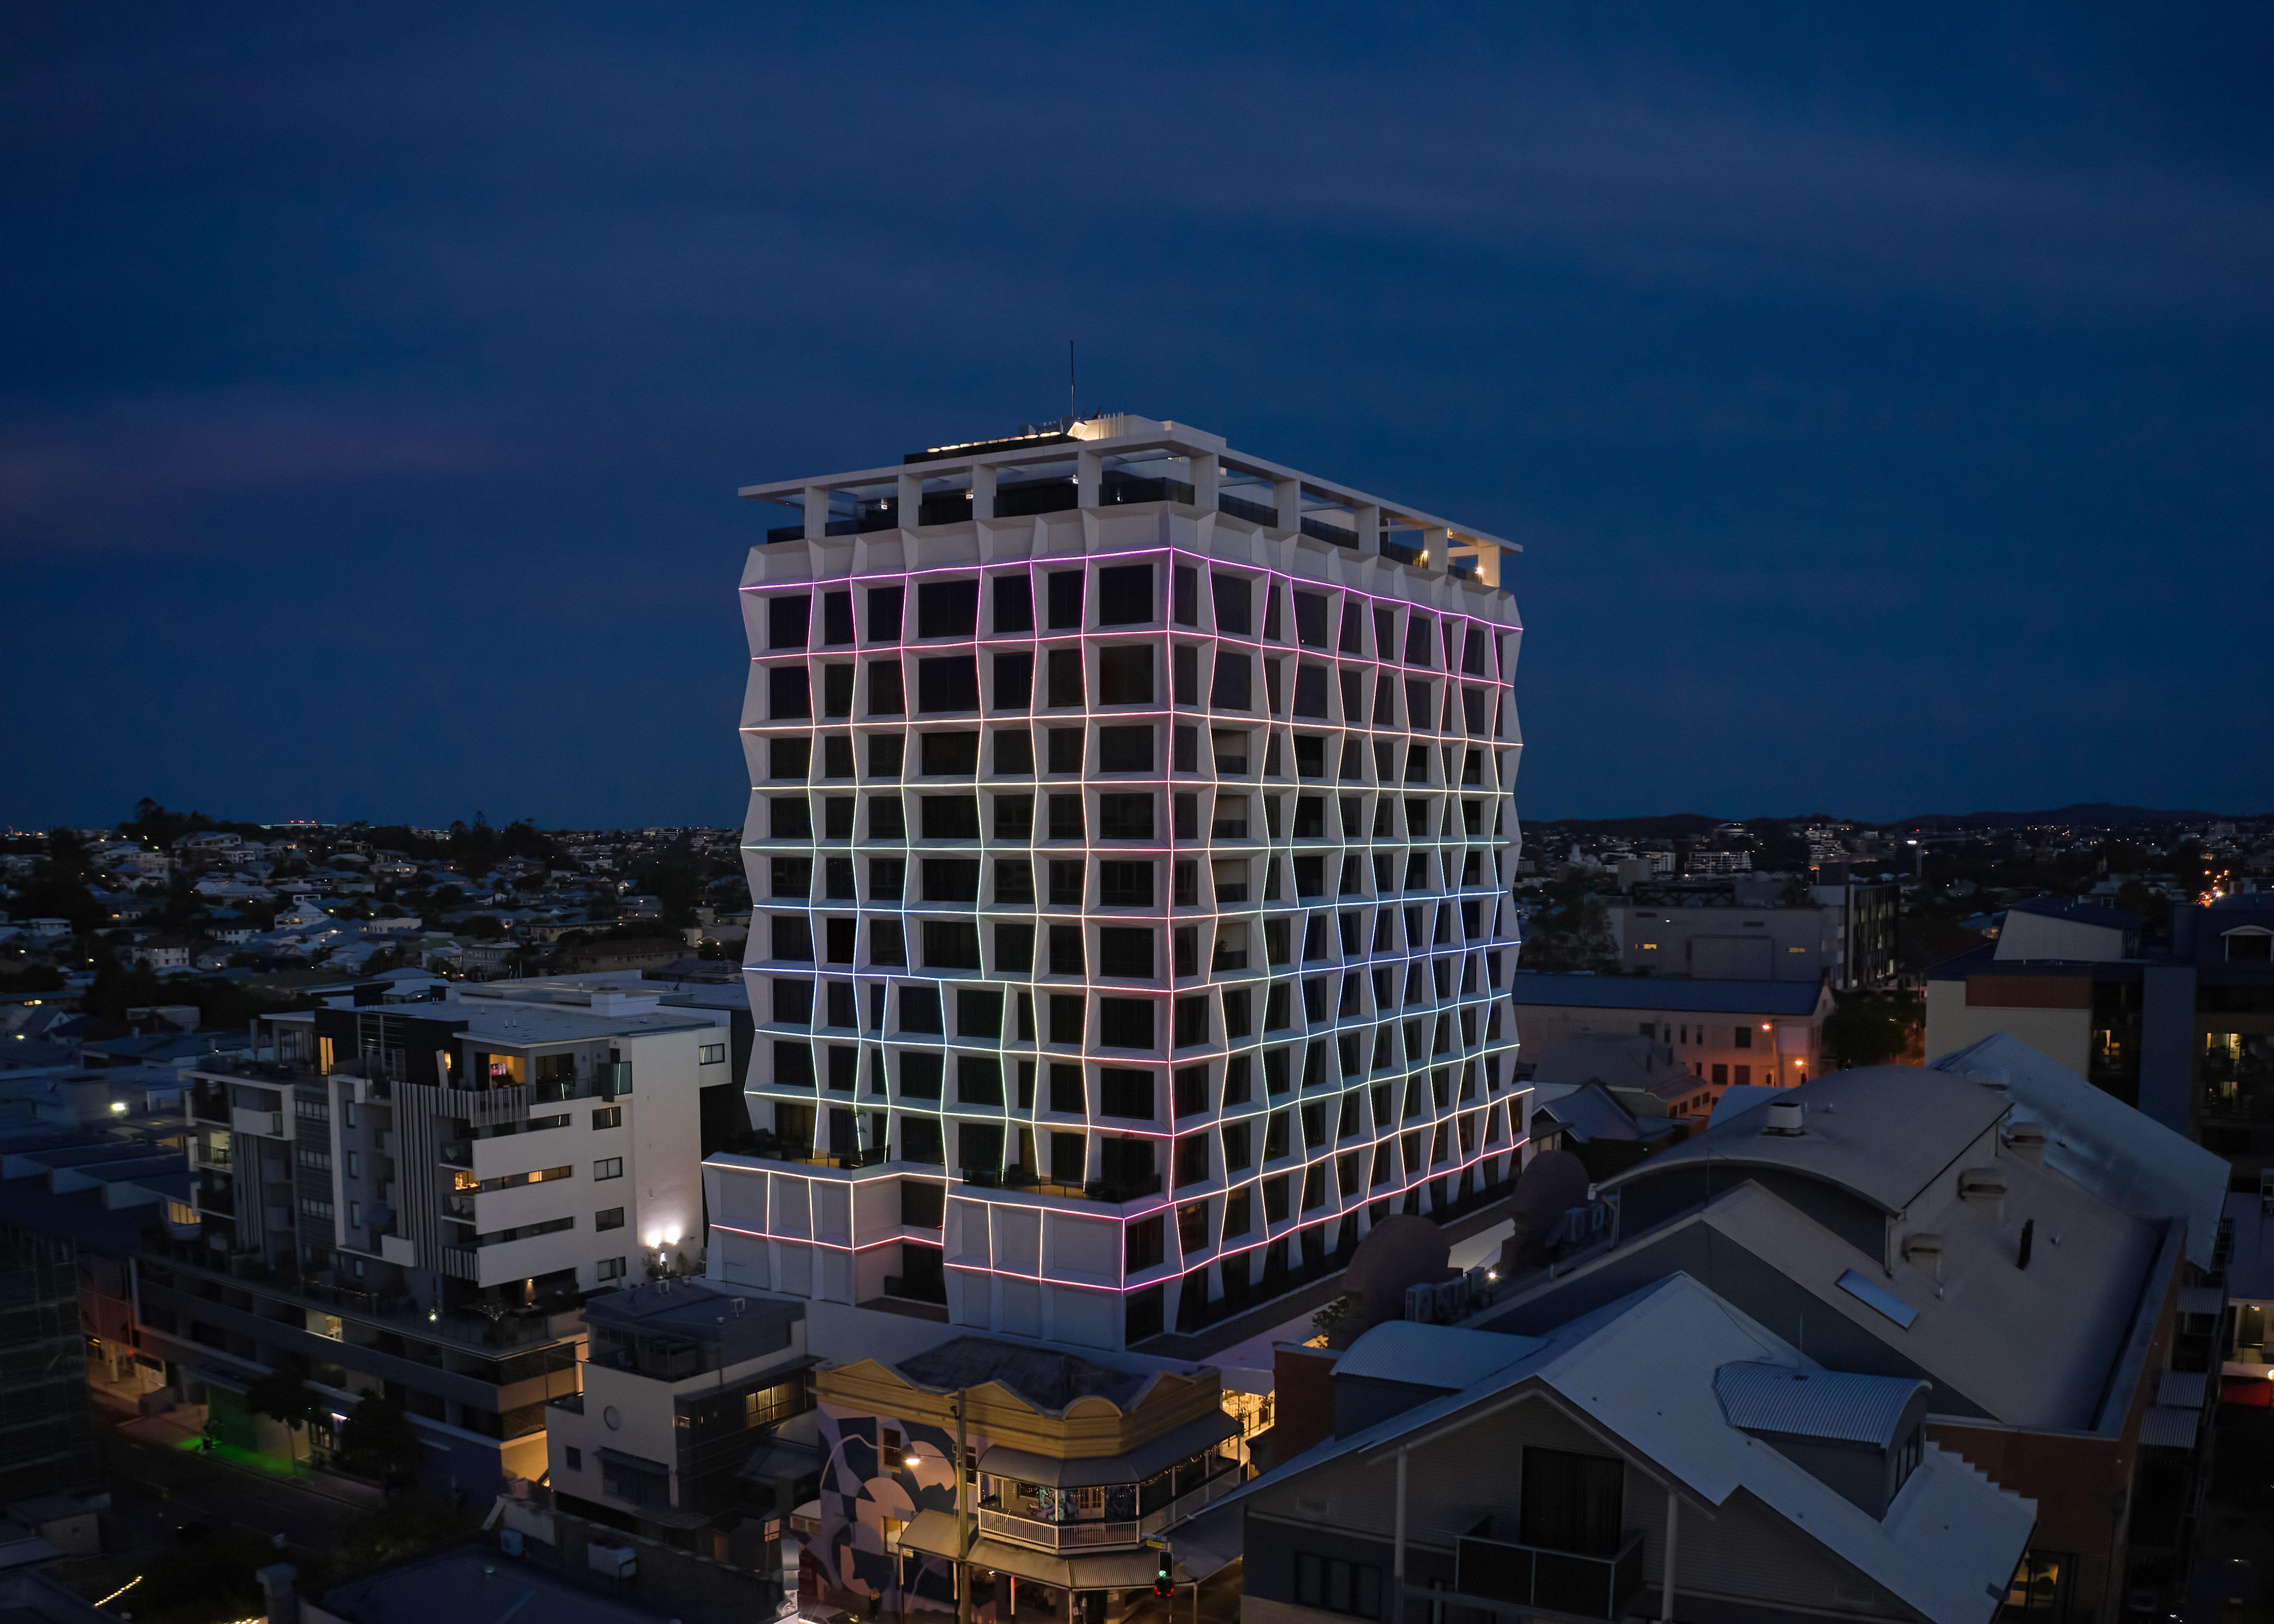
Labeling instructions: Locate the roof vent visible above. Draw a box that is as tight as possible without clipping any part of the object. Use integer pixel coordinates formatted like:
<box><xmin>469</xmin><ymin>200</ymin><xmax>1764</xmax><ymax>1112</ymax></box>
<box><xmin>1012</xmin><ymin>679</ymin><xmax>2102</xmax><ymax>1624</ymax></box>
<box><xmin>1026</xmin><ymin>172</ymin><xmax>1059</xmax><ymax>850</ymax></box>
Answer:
<box><xmin>1958</xmin><ymin>1167</ymin><xmax>2007</xmax><ymax>1201</ymax></box>
<box><xmin>1900</xmin><ymin>1232</ymin><xmax>1946</xmax><ymax>1281</ymax></box>
<box><xmin>1761</xmin><ymin>1098</ymin><xmax>1805</xmax><ymax>1137</ymax></box>
<box><xmin>1964</xmin><ymin>1064</ymin><xmax>2009</xmax><ymax>1091</ymax></box>
<box><xmin>2002</xmin><ymin>1116</ymin><xmax>2047</xmax><ymax>1164</ymax></box>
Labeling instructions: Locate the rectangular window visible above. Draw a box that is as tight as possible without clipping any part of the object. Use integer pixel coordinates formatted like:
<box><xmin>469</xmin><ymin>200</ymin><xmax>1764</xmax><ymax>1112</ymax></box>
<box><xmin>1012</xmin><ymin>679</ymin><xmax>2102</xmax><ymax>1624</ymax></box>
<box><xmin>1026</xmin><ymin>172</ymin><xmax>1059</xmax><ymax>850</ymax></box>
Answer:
<box><xmin>1519</xmin><ymin>1448</ymin><xmax>1624</xmax><ymax>1555</ymax></box>
<box><xmin>994</xmin><ymin>573</ymin><xmax>1034</xmax><ymax>633</ymax></box>
<box><xmin>917</xmin><ymin>656</ymin><xmax>980</xmax><ymax>713</ymax></box>
<box><xmin>1097</xmin><ymin>646</ymin><xmax>1154</xmax><ymax>705</ymax></box>
<box><xmin>1294</xmin><ymin>1554</ymin><xmax>1381</xmax><ymax>1619</ymax></box>
<box><xmin>916</xmin><ymin>579</ymin><xmax>978</xmax><ymax>638</ymax></box>
<box><xmin>992</xmin><ymin>651</ymin><xmax>1033</xmax><ymax>711</ymax></box>
<box><xmin>768</xmin><ymin>593</ymin><xmax>812</xmax><ymax>650</ymax></box>
<box><xmin>595</xmin><ymin>1207</ymin><xmax>626</xmax><ymax>1232</ymax></box>
<box><xmin>1100</xmin><ymin>1069</ymin><xmax>1154</xmax><ymax>1119</ymax></box>
<box><xmin>593</xmin><ymin>1262</ymin><xmax>623</xmax><ymax>1287</ymax></box>
<box><xmin>1046</xmin><ymin>648</ymin><xmax>1083</xmax><ymax>707</ymax></box>
<box><xmin>1049</xmin><ymin>794</ymin><xmax>1085</xmax><ymax>840</ymax></box>
<box><xmin>594</xmin><ymin>1158</ymin><xmax>623</xmax><ymax>1180</ymax></box>
<box><xmin>868</xmin><ymin>584</ymin><xmax>904</xmax><ymax>642</ymax></box>
<box><xmin>699</xmin><ymin>1043</ymin><xmax>727</xmax><ymax>1065</ymax></box>
<box><xmin>1047</xmin><ymin>569</ymin><xmax>1084</xmax><ymax>630</ymax></box>
<box><xmin>1098</xmin><ymin>725</ymin><xmax>1152</xmax><ymax>772</ymax></box>
<box><xmin>593</xmin><ymin>1107</ymin><xmax>622</xmax><ymax>1130</ymax></box>
<box><xmin>822</xmin><ymin>590</ymin><xmax>854</xmax><ymax>645</ymax></box>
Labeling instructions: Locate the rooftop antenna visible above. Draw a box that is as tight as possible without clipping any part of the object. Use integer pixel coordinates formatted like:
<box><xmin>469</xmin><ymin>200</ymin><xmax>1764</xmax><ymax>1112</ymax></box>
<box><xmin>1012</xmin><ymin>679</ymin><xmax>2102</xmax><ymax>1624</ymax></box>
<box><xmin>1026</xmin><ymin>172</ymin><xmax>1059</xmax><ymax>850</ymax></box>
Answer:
<box><xmin>1068</xmin><ymin>340</ymin><xmax>1078</xmax><ymax>425</ymax></box>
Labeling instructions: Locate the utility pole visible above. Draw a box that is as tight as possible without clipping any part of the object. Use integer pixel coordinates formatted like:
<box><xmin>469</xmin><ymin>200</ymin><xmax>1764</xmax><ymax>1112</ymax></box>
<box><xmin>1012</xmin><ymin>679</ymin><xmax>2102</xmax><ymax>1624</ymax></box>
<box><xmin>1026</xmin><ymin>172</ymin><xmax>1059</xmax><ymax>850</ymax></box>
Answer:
<box><xmin>955</xmin><ymin>1388</ymin><xmax>971</xmax><ymax>1624</ymax></box>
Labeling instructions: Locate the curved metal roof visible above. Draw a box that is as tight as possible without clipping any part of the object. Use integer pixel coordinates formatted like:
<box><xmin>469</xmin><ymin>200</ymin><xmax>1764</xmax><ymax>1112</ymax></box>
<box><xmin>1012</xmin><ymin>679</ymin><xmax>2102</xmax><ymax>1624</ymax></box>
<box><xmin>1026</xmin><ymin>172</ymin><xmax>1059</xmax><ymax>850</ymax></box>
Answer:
<box><xmin>1714</xmin><ymin>1361</ymin><xmax>1924</xmax><ymax>1447</ymax></box>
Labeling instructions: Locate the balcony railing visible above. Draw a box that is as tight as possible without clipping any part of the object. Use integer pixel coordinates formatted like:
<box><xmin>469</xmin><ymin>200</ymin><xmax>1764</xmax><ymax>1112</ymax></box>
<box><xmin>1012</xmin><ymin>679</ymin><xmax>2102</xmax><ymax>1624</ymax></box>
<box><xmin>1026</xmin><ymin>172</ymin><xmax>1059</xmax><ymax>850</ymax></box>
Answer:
<box><xmin>1453</xmin><ymin>1529</ymin><xmax>1646</xmax><ymax>1622</ymax></box>
<box><xmin>977</xmin><ymin>1469</ymin><xmax>1241</xmax><ymax>1553</ymax></box>
<box><xmin>1216</xmin><ymin>493</ymin><xmax>1279</xmax><ymax>527</ymax></box>
<box><xmin>1381</xmin><ymin>535</ymin><xmax>1422</xmax><ymax>567</ymax></box>
<box><xmin>1101</xmin><ymin>474</ymin><xmax>1196</xmax><ymax>508</ymax></box>
<box><xmin>1300</xmin><ymin>516</ymin><xmax>1358</xmax><ymax>548</ymax></box>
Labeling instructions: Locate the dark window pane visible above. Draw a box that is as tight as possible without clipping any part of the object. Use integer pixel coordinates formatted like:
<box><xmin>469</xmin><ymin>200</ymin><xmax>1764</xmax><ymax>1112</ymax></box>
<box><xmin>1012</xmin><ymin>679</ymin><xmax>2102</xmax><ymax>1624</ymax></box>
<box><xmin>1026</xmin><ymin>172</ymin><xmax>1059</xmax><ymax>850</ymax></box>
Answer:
<box><xmin>1211</xmin><ymin>652</ymin><xmax>1252</xmax><ymax>710</ymax></box>
<box><xmin>1095</xmin><ymin>564</ymin><xmax>1153</xmax><ymax>625</ymax></box>
<box><xmin>917</xmin><ymin>655</ymin><xmax>979</xmax><ymax>712</ymax></box>
<box><xmin>768</xmin><ymin>666</ymin><xmax>810</xmax><ymax>720</ymax></box>
<box><xmin>993</xmin><ymin>651</ymin><xmax>1033</xmax><ymax>711</ymax></box>
<box><xmin>1099</xmin><ymin>928</ymin><xmax>1154</xmax><ymax>979</ymax></box>
<box><xmin>920</xmin><ymin>795</ymin><xmax>980</xmax><ymax>839</ymax></box>
<box><xmin>867</xmin><ymin>585</ymin><xmax>903</xmax><ymax>642</ymax></box>
<box><xmin>1097</xmin><ymin>645</ymin><xmax>1154</xmax><ymax>705</ymax></box>
<box><xmin>994</xmin><ymin>573</ymin><xmax>1034</xmax><ymax>634</ymax></box>
<box><xmin>1211</xmin><ymin>573</ymin><xmax>1252</xmax><ymax>636</ymax></box>
<box><xmin>1099</xmin><ymin>999</ymin><xmax>1156</xmax><ymax>1051</ymax></box>
<box><xmin>1047</xmin><ymin>569</ymin><xmax>1084</xmax><ymax>630</ymax></box>
<box><xmin>768</xmin><ymin>594</ymin><xmax>811</xmax><ymax>650</ymax></box>
<box><xmin>822</xmin><ymin>591</ymin><xmax>854</xmax><ymax>645</ymax></box>
<box><xmin>921</xmin><ymin>731</ymin><xmax>980</xmax><ymax>775</ymax></box>
<box><xmin>916</xmin><ymin>579</ymin><xmax>979</xmax><ymax>638</ymax></box>
<box><xmin>1098</xmin><ymin>726</ymin><xmax>1153</xmax><ymax>773</ymax></box>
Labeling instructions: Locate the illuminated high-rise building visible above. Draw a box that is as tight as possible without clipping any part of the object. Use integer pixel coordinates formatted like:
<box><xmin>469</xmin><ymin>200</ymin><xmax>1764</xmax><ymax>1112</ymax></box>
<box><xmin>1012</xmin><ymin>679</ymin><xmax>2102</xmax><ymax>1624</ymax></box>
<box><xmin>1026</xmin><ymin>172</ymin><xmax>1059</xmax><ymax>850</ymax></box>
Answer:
<box><xmin>709</xmin><ymin>414</ymin><xmax>1527</xmax><ymax>1351</ymax></box>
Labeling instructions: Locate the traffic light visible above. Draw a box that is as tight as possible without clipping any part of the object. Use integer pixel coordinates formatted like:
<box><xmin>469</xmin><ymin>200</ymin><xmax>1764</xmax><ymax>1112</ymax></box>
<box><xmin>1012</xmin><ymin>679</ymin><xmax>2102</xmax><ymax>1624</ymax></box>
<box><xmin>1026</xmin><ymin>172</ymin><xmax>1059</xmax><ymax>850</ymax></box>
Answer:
<box><xmin>1153</xmin><ymin>1549</ymin><xmax>1174</xmax><ymax>1599</ymax></box>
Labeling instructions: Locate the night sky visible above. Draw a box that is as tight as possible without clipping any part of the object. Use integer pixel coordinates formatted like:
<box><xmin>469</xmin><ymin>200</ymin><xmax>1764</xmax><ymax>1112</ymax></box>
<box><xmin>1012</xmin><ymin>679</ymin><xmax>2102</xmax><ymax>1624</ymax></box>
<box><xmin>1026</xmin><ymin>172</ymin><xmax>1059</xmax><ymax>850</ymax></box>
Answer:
<box><xmin>6</xmin><ymin>6</ymin><xmax>2270</xmax><ymax>831</ymax></box>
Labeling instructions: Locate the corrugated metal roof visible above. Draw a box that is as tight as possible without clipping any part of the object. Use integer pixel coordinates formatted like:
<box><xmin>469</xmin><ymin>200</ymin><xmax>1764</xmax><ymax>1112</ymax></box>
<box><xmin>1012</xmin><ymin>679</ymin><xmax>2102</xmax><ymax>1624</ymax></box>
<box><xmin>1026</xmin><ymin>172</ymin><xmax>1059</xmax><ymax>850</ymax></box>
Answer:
<box><xmin>1505</xmin><ymin>974</ymin><xmax>1825</xmax><ymax>1016</ymax></box>
<box><xmin>2139</xmin><ymin>1405</ymin><xmax>2200</xmax><ymax>1450</ymax></box>
<box><xmin>1335</xmin><ymin>1323</ymin><xmax>1547</xmax><ymax>1390</ymax></box>
<box><xmin>1713</xmin><ymin>1361</ymin><xmax>1924</xmax><ymax>1447</ymax></box>
<box><xmin>2158</xmin><ymin>1370</ymin><xmax>2210</xmax><ymax>1410</ymax></box>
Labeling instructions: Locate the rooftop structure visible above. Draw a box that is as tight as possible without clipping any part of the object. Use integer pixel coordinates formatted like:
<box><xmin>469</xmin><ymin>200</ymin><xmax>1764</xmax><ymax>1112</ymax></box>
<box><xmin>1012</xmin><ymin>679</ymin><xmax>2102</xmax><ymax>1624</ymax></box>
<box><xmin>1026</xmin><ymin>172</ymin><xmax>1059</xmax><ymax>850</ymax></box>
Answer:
<box><xmin>1196</xmin><ymin>1274</ymin><xmax>2033</xmax><ymax>1624</ymax></box>
<box><xmin>1466</xmin><ymin>1057</ymin><xmax>2224</xmax><ymax>1622</ymax></box>
<box><xmin>714</xmin><ymin>416</ymin><xmax>1530</xmax><ymax>1351</ymax></box>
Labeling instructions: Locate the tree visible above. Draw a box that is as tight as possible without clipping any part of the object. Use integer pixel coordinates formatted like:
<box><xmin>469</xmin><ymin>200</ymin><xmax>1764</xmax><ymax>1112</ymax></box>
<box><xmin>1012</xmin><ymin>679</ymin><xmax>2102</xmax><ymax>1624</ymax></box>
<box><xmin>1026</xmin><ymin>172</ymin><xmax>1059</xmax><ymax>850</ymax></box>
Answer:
<box><xmin>244</xmin><ymin>1366</ymin><xmax>320</xmax><ymax>1430</ymax></box>
<box><xmin>337</xmin><ymin>1391</ymin><xmax>425</xmax><ymax>1491</ymax></box>
<box><xmin>1824</xmin><ymin>991</ymin><xmax>1925</xmax><ymax>1071</ymax></box>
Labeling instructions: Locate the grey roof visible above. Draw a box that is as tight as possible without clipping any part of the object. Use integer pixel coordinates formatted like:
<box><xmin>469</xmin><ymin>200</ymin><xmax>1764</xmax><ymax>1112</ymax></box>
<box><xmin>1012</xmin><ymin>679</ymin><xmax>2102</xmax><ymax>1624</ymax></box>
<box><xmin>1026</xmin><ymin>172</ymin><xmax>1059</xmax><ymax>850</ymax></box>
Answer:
<box><xmin>582</xmin><ymin>1279</ymin><xmax>804</xmax><ymax>1344</ymax></box>
<box><xmin>1507</xmin><ymin>973</ymin><xmax>1825</xmax><ymax>1016</ymax></box>
<box><xmin>1713</xmin><ymin>1361</ymin><xmax>1924</xmax><ymax>1447</ymax></box>
<box><xmin>2138</xmin><ymin>1406</ymin><xmax>2200</xmax><ymax>1450</ymax></box>
<box><xmin>1930</xmin><ymin>1032</ymin><xmax>2229</xmax><ymax>1269</ymax></box>
<box><xmin>1328</xmin><ymin>1323</ymin><xmax>1547</xmax><ymax>1390</ymax></box>
<box><xmin>2006</xmin><ymin>896</ymin><xmax>2140</xmax><ymax>929</ymax></box>
<box><xmin>1603</xmin><ymin>1065</ymin><xmax>2013</xmax><ymax>1215</ymax></box>
<box><xmin>895</xmin><ymin>1335</ymin><xmax>1157</xmax><ymax>1413</ymax></box>
<box><xmin>1529</xmin><ymin>1082</ymin><xmax>1683</xmax><ymax>1145</ymax></box>
<box><xmin>1212</xmin><ymin>1276</ymin><xmax>2033</xmax><ymax>1624</ymax></box>
<box><xmin>323</xmin><ymin>1546</ymin><xmax>678</xmax><ymax>1624</ymax></box>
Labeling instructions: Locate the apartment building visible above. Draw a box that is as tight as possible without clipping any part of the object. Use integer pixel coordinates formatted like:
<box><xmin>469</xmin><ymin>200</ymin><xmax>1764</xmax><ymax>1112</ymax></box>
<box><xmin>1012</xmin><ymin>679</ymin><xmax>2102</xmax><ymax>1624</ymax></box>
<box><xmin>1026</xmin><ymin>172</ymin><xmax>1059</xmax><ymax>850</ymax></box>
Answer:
<box><xmin>711</xmin><ymin>414</ymin><xmax>1529</xmax><ymax>1353</ymax></box>
<box><xmin>151</xmin><ymin>983</ymin><xmax>725</xmax><ymax>1492</ymax></box>
<box><xmin>1926</xmin><ymin>893</ymin><xmax>2274</xmax><ymax>1169</ymax></box>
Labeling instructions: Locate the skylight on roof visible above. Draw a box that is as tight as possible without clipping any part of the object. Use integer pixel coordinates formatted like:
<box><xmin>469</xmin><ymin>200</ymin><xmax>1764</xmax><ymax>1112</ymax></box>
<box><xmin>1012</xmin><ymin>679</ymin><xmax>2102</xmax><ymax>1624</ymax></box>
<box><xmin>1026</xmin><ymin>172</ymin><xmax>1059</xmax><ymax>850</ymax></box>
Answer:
<box><xmin>1837</xmin><ymin>1269</ymin><xmax>1919</xmax><ymax>1329</ymax></box>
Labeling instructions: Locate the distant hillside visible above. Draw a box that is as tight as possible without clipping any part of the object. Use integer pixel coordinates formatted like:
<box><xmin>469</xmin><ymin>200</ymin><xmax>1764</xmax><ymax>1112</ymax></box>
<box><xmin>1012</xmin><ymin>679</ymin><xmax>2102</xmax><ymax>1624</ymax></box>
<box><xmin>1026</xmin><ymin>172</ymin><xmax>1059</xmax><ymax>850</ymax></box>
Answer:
<box><xmin>1524</xmin><ymin>813</ymin><xmax>1729</xmax><ymax>837</ymax></box>
<box><xmin>1881</xmin><ymin>803</ymin><xmax>2258</xmax><ymax>831</ymax></box>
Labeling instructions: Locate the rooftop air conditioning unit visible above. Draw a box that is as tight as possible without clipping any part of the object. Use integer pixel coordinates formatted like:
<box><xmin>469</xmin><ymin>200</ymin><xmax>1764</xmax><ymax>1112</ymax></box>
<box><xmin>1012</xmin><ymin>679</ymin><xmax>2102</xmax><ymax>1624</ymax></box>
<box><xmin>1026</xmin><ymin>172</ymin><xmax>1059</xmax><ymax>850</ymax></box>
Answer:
<box><xmin>1761</xmin><ymin>1099</ymin><xmax>1805</xmax><ymax>1137</ymax></box>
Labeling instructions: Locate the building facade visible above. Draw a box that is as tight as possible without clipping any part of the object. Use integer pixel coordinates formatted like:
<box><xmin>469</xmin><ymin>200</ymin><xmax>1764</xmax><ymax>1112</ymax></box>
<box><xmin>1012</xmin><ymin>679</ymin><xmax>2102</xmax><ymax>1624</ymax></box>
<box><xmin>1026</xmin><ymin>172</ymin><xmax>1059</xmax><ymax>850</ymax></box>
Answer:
<box><xmin>709</xmin><ymin>415</ymin><xmax>1529</xmax><ymax>1352</ymax></box>
<box><xmin>1924</xmin><ymin>894</ymin><xmax>2274</xmax><ymax>1171</ymax></box>
<box><xmin>1506</xmin><ymin>972</ymin><xmax>1829</xmax><ymax>1103</ymax></box>
<box><xmin>149</xmin><ymin>983</ymin><xmax>726</xmax><ymax>1491</ymax></box>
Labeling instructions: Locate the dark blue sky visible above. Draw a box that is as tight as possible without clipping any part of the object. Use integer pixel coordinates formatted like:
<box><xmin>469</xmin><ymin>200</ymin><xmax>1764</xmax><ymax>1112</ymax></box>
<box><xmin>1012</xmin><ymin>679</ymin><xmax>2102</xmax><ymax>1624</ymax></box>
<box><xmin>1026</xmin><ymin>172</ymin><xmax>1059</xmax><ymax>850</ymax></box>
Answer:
<box><xmin>6</xmin><ymin>5</ymin><xmax>2270</xmax><ymax>830</ymax></box>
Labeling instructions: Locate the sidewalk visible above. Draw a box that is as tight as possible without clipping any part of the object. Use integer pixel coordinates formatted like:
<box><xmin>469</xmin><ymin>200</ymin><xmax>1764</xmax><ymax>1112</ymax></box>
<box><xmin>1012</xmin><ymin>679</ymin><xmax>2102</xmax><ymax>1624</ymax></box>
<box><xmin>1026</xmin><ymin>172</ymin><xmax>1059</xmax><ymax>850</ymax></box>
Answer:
<box><xmin>110</xmin><ymin>1406</ymin><xmax>385</xmax><ymax>1512</ymax></box>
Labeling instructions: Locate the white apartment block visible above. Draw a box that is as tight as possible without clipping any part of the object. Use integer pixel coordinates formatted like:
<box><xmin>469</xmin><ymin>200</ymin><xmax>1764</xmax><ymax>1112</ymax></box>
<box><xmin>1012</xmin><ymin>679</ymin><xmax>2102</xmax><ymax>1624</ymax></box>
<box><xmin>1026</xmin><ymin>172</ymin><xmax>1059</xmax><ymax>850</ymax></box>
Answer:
<box><xmin>189</xmin><ymin>985</ymin><xmax>719</xmax><ymax>1301</ymax></box>
<box><xmin>708</xmin><ymin>414</ymin><xmax>1531</xmax><ymax>1352</ymax></box>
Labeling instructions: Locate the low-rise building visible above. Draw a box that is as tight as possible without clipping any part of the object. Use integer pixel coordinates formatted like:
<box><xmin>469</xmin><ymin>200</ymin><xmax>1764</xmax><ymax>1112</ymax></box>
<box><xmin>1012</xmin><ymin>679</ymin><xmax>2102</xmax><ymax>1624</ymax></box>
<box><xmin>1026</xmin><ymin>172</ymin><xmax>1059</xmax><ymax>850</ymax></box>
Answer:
<box><xmin>1199</xmin><ymin>1276</ymin><xmax>2034</xmax><ymax>1624</ymax></box>
<box><xmin>1454</xmin><ymin>1045</ymin><xmax>2225</xmax><ymax>1623</ymax></box>
<box><xmin>544</xmin><ymin>1280</ymin><xmax>814</xmax><ymax>1570</ymax></box>
<box><xmin>810</xmin><ymin>1334</ymin><xmax>1245</xmax><ymax>1624</ymax></box>
<box><xmin>1507</xmin><ymin>973</ymin><xmax>1828</xmax><ymax>1105</ymax></box>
